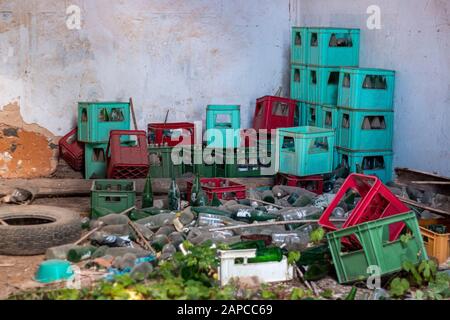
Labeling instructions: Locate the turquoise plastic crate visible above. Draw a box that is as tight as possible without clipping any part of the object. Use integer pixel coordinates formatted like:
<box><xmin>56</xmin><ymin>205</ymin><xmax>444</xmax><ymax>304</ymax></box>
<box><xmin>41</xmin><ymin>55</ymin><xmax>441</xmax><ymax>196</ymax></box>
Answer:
<box><xmin>291</xmin><ymin>27</ymin><xmax>309</xmax><ymax>65</ymax></box>
<box><xmin>337</xmin><ymin>107</ymin><xmax>394</xmax><ymax>151</ymax></box>
<box><xmin>300</xmin><ymin>102</ymin><xmax>321</xmax><ymax>127</ymax></box>
<box><xmin>91</xmin><ymin>180</ymin><xmax>136</xmax><ymax>218</ymax></box>
<box><xmin>148</xmin><ymin>145</ymin><xmax>184</xmax><ymax>178</ymax></box>
<box><xmin>337</xmin><ymin>147</ymin><xmax>393</xmax><ymax>183</ymax></box>
<box><xmin>308</xmin><ymin>28</ymin><xmax>360</xmax><ymax>67</ymax></box>
<box><xmin>307</xmin><ymin>66</ymin><xmax>340</xmax><ymax>105</ymax></box>
<box><xmin>338</xmin><ymin>68</ymin><xmax>395</xmax><ymax>110</ymax></box>
<box><xmin>205</xmin><ymin>105</ymin><xmax>241</xmax><ymax>148</ymax></box>
<box><xmin>327</xmin><ymin>211</ymin><xmax>428</xmax><ymax>284</ymax></box>
<box><xmin>78</xmin><ymin>102</ymin><xmax>131</xmax><ymax>143</ymax></box>
<box><xmin>183</xmin><ymin>145</ymin><xmax>216</xmax><ymax>178</ymax></box>
<box><xmin>278</xmin><ymin>126</ymin><xmax>335</xmax><ymax>177</ymax></box>
<box><xmin>290</xmin><ymin>64</ymin><xmax>308</xmax><ymax>101</ymax></box>
<box><xmin>85</xmin><ymin>143</ymin><xmax>107</xmax><ymax>179</ymax></box>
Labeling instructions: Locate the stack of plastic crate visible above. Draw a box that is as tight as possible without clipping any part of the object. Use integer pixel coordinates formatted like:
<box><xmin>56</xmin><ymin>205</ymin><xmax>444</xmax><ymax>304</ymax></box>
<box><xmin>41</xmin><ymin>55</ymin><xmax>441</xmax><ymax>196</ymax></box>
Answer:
<box><xmin>291</xmin><ymin>27</ymin><xmax>360</xmax><ymax>128</ymax></box>
<box><xmin>77</xmin><ymin>102</ymin><xmax>131</xmax><ymax>179</ymax></box>
<box><xmin>336</xmin><ymin>67</ymin><xmax>396</xmax><ymax>183</ymax></box>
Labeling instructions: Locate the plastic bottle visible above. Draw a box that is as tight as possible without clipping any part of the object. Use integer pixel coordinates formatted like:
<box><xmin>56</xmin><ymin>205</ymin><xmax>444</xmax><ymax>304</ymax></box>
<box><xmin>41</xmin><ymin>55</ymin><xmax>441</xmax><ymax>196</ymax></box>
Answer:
<box><xmin>229</xmin><ymin>240</ymin><xmax>266</xmax><ymax>250</ymax></box>
<box><xmin>91</xmin><ymin>235</ymin><xmax>133</xmax><ymax>248</ymax></box>
<box><xmin>279</xmin><ymin>207</ymin><xmax>322</xmax><ymax>230</ymax></box>
<box><xmin>190</xmin><ymin>174</ymin><xmax>201</xmax><ymax>206</ymax></box>
<box><xmin>232</xmin><ymin>209</ymin><xmax>279</xmax><ymax>223</ymax></box>
<box><xmin>142</xmin><ymin>172</ymin><xmax>154</xmax><ymax>209</ymax></box>
<box><xmin>168</xmin><ymin>178</ymin><xmax>181</xmax><ymax>211</ymax></box>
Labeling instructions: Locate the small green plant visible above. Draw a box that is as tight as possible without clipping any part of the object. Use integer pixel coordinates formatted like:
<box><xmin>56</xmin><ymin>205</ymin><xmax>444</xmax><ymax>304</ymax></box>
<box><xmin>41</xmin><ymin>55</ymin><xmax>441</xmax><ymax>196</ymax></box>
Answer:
<box><xmin>389</xmin><ymin>277</ymin><xmax>410</xmax><ymax>298</ymax></box>
<box><xmin>310</xmin><ymin>227</ymin><xmax>325</xmax><ymax>244</ymax></box>
<box><xmin>290</xmin><ymin>287</ymin><xmax>305</xmax><ymax>300</ymax></box>
<box><xmin>320</xmin><ymin>288</ymin><xmax>334</xmax><ymax>299</ymax></box>
<box><xmin>288</xmin><ymin>251</ymin><xmax>301</xmax><ymax>265</ymax></box>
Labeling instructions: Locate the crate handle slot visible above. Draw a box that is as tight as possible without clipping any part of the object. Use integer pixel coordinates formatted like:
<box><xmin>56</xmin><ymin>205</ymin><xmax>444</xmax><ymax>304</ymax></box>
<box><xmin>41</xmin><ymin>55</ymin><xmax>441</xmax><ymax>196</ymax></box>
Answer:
<box><xmin>310</xmin><ymin>70</ymin><xmax>317</xmax><ymax>85</ymax></box>
<box><xmin>294</xmin><ymin>68</ymin><xmax>301</xmax><ymax>82</ymax></box>
<box><xmin>362</xmin><ymin>75</ymin><xmax>388</xmax><ymax>90</ymax></box>
<box><xmin>272</xmin><ymin>102</ymin><xmax>290</xmax><ymax>117</ymax></box>
<box><xmin>342</xmin><ymin>73</ymin><xmax>351</xmax><ymax>88</ymax></box>
<box><xmin>81</xmin><ymin>108</ymin><xmax>88</xmax><ymax>122</ymax></box>
<box><xmin>294</xmin><ymin>32</ymin><xmax>302</xmax><ymax>46</ymax></box>
<box><xmin>308</xmin><ymin>137</ymin><xmax>329</xmax><ymax>154</ymax></box>
<box><xmin>328</xmin><ymin>72</ymin><xmax>340</xmax><ymax>85</ymax></box>
<box><xmin>92</xmin><ymin>148</ymin><xmax>106</xmax><ymax>162</ymax></box>
<box><xmin>362</xmin><ymin>156</ymin><xmax>385</xmax><ymax>170</ymax></box>
<box><xmin>329</xmin><ymin>33</ymin><xmax>353</xmax><ymax>47</ymax></box>
<box><xmin>310</xmin><ymin>32</ymin><xmax>318</xmax><ymax>47</ymax></box>
<box><xmin>281</xmin><ymin>136</ymin><xmax>295</xmax><ymax>152</ymax></box>
<box><xmin>341</xmin><ymin>113</ymin><xmax>350</xmax><ymax>129</ymax></box>
<box><xmin>361</xmin><ymin>116</ymin><xmax>386</xmax><ymax>130</ymax></box>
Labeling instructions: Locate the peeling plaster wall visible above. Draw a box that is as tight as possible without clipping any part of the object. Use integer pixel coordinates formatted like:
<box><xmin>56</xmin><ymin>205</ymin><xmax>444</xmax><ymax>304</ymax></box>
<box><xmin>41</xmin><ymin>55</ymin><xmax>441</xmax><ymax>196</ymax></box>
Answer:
<box><xmin>296</xmin><ymin>0</ymin><xmax>450</xmax><ymax>176</ymax></box>
<box><xmin>0</xmin><ymin>0</ymin><xmax>296</xmax><ymax>138</ymax></box>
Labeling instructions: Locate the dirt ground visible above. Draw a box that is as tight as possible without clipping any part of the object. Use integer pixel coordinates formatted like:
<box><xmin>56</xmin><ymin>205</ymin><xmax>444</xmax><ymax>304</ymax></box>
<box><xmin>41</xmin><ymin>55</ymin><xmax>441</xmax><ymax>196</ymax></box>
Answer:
<box><xmin>0</xmin><ymin>196</ymin><xmax>89</xmax><ymax>299</ymax></box>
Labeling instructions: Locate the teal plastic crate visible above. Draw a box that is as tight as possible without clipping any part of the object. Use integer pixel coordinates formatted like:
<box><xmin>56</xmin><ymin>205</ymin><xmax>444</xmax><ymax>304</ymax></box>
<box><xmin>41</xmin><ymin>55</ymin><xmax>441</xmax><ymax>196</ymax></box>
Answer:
<box><xmin>85</xmin><ymin>143</ymin><xmax>107</xmax><ymax>179</ymax></box>
<box><xmin>307</xmin><ymin>66</ymin><xmax>340</xmax><ymax>105</ymax></box>
<box><xmin>90</xmin><ymin>180</ymin><xmax>136</xmax><ymax>218</ymax></box>
<box><xmin>205</xmin><ymin>105</ymin><xmax>241</xmax><ymax>148</ymax></box>
<box><xmin>215</xmin><ymin>148</ymin><xmax>274</xmax><ymax>178</ymax></box>
<box><xmin>337</xmin><ymin>107</ymin><xmax>394</xmax><ymax>151</ymax></box>
<box><xmin>300</xmin><ymin>102</ymin><xmax>321</xmax><ymax>127</ymax></box>
<box><xmin>278</xmin><ymin>126</ymin><xmax>335</xmax><ymax>177</ymax></box>
<box><xmin>290</xmin><ymin>64</ymin><xmax>308</xmax><ymax>101</ymax></box>
<box><xmin>182</xmin><ymin>145</ymin><xmax>216</xmax><ymax>178</ymax></box>
<box><xmin>338</xmin><ymin>68</ymin><xmax>395</xmax><ymax>110</ymax></box>
<box><xmin>291</xmin><ymin>27</ymin><xmax>309</xmax><ymax>65</ymax></box>
<box><xmin>148</xmin><ymin>145</ymin><xmax>184</xmax><ymax>178</ymax></box>
<box><xmin>308</xmin><ymin>28</ymin><xmax>360</xmax><ymax>67</ymax></box>
<box><xmin>337</xmin><ymin>147</ymin><xmax>393</xmax><ymax>183</ymax></box>
<box><xmin>327</xmin><ymin>211</ymin><xmax>428</xmax><ymax>284</ymax></box>
<box><xmin>78</xmin><ymin>102</ymin><xmax>131</xmax><ymax>143</ymax></box>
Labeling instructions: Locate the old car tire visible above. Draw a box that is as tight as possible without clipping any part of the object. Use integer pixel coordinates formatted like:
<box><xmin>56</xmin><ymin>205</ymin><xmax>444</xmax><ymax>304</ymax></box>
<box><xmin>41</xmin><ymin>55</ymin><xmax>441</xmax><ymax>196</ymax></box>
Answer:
<box><xmin>0</xmin><ymin>205</ymin><xmax>81</xmax><ymax>256</ymax></box>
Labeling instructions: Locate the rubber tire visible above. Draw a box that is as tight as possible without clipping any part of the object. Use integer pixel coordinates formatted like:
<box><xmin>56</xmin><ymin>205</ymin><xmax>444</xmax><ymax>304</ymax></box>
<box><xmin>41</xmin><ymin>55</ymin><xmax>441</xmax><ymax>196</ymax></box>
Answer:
<box><xmin>0</xmin><ymin>205</ymin><xmax>81</xmax><ymax>256</ymax></box>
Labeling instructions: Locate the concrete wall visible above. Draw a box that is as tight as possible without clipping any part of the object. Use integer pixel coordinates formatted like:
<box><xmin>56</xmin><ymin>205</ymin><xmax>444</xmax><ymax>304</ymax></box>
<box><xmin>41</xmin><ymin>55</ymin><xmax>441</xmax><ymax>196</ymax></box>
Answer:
<box><xmin>0</xmin><ymin>0</ymin><xmax>296</xmax><ymax>177</ymax></box>
<box><xmin>296</xmin><ymin>0</ymin><xmax>450</xmax><ymax>176</ymax></box>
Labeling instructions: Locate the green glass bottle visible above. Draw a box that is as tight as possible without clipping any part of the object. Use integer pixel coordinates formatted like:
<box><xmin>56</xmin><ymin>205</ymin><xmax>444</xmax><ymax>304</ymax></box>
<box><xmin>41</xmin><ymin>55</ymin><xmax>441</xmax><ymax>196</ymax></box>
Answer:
<box><xmin>194</xmin><ymin>188</ymin><xmax>209</xmax><ymax>207</ymax></box>
<box><xmin>229</xmin><ymin>240</ymin><xmax>266</xmax><ymax>250</ymax></box>
<box><xmin>67</xmin><ymin>246</ymin><xmax>97</xmax><ymax>263</ymax></box>
<box><xmin>190</xmin><ymin>174</ymin><xmax>201</xmax><ymax>206</ymax></box>
<box><xmin>232</xmin><ymin>209</ymin><xmax>279</xmax><ymax>223</ymax></box>
<box><xmin>210</xmin><ymin>193</ymin><xmax>222</xmax><ymax>207</ymax></box>
<box><xmin>248</xmin><ymin>247</ymin><xmax>283</xmax><ymax>263</ymax></box>
<box><xmin>142</xmin><ymin>172</ymin><xmax>154</xmax><ymax>209</ymax></box>
<box><xmin>168</xmin><ymin>178</ymin><xmax>181</xmax><ymax>211</ymax></box>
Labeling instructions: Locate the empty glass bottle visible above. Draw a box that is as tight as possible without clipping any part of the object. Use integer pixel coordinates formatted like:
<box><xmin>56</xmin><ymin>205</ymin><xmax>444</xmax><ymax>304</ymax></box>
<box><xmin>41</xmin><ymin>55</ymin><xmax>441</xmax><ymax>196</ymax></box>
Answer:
<box><xmin>190</xmin><ymin>174</ymin><xmax>201</xmax><ymax>206</ymax></box>
<box><xmin>142</xmin><ymin>172</ymin><xmax>154</xmax><ymax>209</ymax></box>
<box><xmin>168</xmin><ymin>178</ymin><xmax>181</xmax><ymax>211</ymax></box>
<box><xmin>229</xmin><ymin>240</ymin><xmax>266</xmax><ymax>250</ymax></box>
<box><xmin>67</xmin><ymin>246</ymin><xmax>97</xmax><ymax>263</ymax></box>
<box><xmin>248</xmin><ymin>247</ymin><xmax>283</xmax><ymax>263</ymax></box>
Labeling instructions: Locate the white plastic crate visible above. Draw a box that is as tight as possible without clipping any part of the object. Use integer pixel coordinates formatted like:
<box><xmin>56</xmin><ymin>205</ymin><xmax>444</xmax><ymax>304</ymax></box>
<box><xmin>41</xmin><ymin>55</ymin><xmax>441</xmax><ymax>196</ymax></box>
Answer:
<box><xmin>218</xmin><ymin>249</ymin><xmax>294</xmax><ymax>286</ymax></box>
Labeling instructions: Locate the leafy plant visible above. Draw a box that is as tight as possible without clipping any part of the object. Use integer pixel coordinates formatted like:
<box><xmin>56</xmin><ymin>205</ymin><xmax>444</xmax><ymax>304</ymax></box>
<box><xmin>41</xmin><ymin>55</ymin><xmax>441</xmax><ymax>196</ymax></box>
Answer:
<box><xmin>320</xmin><ymin>288</ymin><xmax>334</xmax><ymax>299</ymax></box>
<box><xmin>290</xmin><ymin>287</ymin><xmax>305</xmax><ymax>300</ymax></box>
<box><xmin>310</xmin><ymin>227</ymin><xmax>325</xmax><ymax>244</ymax></box>
<box><xmin>389</xmin><ymin>277</ymin><xmax>410</xmax><ymax>298</ymax></box>
<box><xmin>288</xmin><ymin>251</ymin><xmax>301</xmax><ymax>265</ymax></box>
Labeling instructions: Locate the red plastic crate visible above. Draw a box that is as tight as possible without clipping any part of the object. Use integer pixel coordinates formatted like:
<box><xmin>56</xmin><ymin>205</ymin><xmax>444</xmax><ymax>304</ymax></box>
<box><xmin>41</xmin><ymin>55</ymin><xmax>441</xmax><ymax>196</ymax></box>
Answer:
<box><xmin>186</xmin><ymin>178</ymin><xmax>247</xmax><ymax>202</ymax></box>
<box><xmin>106</xmin><ymin>130</ymin><xmax>149</xmax><ymax>179</ymax></box>
<box><xmin>59</xmin><ymin>128</ymin><xmax>84</xmax><ymax>171</ymax></box>
<box><xmin>319</xmin><ymin>174</ymin><xmax>410</xmax><ymax>244</ymax></box>
<box><xmin>252</xmin><ymin>96</ymin><xmax>297</xmax><ymax>131</ymax></box>
<box><xmin>275</xmin><ymin>173</ymin><xmax>324</xmax><ymax>195</ymax></box>
<box><xmin>148</xmin><ymin>122</ymin><xmax>195</xmax><ymax>147</ymax></box>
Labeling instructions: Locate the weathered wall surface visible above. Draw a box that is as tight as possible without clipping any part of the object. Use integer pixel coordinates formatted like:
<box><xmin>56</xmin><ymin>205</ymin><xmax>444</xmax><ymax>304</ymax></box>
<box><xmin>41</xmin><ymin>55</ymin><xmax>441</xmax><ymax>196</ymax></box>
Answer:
<box><xmin>0</xmin><ymin>0</ymin><xmax>296</xmax><ymax>177</ymax></box>
<box><xmin>297</xmin><ymin>0</ymin><xmax>450</xmax><ymax>176</ymax></box>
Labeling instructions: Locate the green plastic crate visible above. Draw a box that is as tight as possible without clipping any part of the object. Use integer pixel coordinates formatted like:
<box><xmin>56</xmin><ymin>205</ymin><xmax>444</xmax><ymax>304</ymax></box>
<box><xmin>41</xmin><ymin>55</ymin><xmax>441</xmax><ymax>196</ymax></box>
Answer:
<box><xmin>182</xmin><ymin>145</ymin><xmax>216</xmax><ymax>178</ymax></box>
<box><xmin>291</xmin><ymin>27</ymin><xmax>309</xmax><ymax>65</ymax></box>
<box><xmin>337</xmin><ymin>147</ymin><xmax>393</xmax><ymax>183</ymax></box>
<box><xmin>307</xmin><ymin>66</ymin><xmax>340</xmax><ymax>105</ymax></box>
<box><xmin>278</xmin><ymin>126</ymin><xmax>335</xmax><ymax>177</ymax></box>
<box><xmin>215</xmin><ymin>148</ymin><xmax>275</xmax><ymax>178</ymax></box>
<box><xmin>337</xmin><ymin>107</ymin><xmax>394</xmax><ymax>151</ymax></box>
<box><xmin>205</xmin><ymin>105</ymin><xmax>241</xmax><ymax>149</ymax></box>
<box><xmin>78</xmin><ymin>102</ymin><xmax>131</xmax><ymax>143</ymax></box>
<box><xmin>308</xmin><ymin>28</ymin><xmax>360</xmax><ymax>67</ymax></box>
<box><xmin>338</xmin><ymin>68</ymin><xmax>395</xmax><ymax>110</ymax></box>
<box><xmin>85</xmin><ymin>143</ymin><xmax>107</xmax><ymax>180</ymax></box>
<box><xmin>90</xmin><ymin>180</ymin><xmax>136</xmax><ymax>218</ymax></box>
<box><xmin>327</xmin><ymin>211</ymin><xmax>428</xmax><ymax>284</ymax></box>
<box><xmin>148</xmin><ymin>145</ymin><xmax>184</xmax><ymax>178</ymax></box>
<box><xmin>299</xmin><ymin>102</ymin><xmax>321</xmax><ymax>127</ymax></box>
<box><xmin>290</xmin><ymin>64</ymin><xmax>308</xmax><ymax>101</ymax></box>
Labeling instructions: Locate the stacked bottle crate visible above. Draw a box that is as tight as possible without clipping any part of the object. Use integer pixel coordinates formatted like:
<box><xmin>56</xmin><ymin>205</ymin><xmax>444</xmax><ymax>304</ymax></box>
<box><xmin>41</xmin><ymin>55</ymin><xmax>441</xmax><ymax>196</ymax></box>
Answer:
<box><xmin>77</xmin><ymin>102</ymin><xmax>131</xmax><ymax>179</ymax></box>
<box><xmin>291</xmin><ymin>27</ymin><xmax>360</xmax><ymax>127</ymax></box>
<box><xmin>336</xmin><ymin>68</ymin><xmax>396</xmax><ymax>183</ymax></box>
